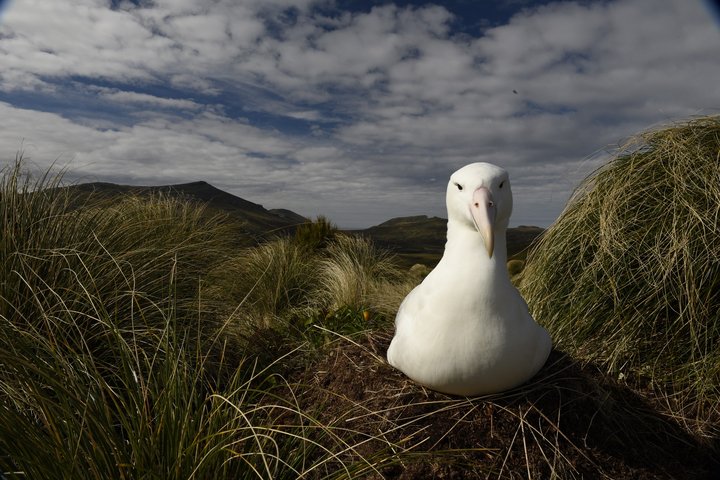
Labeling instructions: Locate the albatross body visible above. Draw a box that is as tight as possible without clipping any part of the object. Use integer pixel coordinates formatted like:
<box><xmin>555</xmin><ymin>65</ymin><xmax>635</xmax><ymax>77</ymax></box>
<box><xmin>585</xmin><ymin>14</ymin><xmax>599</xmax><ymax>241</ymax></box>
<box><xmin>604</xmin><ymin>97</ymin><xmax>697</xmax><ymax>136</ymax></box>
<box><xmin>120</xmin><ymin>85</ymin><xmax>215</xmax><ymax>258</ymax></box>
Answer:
<box><xmin>387</xmin><ymin>162</ymin><xmax>551</xmax><ymax>396</ymax></box>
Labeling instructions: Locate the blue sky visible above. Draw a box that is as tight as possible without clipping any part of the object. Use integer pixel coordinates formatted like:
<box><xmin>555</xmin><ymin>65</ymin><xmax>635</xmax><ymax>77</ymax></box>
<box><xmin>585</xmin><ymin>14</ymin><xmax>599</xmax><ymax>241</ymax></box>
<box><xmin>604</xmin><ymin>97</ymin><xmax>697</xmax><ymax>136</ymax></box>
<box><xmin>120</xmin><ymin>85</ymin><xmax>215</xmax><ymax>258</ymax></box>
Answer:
<box><xmin>1</xmin><ymin>0</ymin><xmax>719</xmax><ymax>228</ymax></box>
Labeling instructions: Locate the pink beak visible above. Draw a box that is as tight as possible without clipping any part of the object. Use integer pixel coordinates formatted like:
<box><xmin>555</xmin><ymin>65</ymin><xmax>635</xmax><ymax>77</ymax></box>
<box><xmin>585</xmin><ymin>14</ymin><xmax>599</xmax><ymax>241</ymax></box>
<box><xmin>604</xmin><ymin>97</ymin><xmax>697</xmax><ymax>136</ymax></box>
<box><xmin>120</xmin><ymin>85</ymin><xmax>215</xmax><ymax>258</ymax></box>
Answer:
<box><xmin>470</xmin><ymin>187</ymin><xmax>496</xmax><ymax>257</ymax></box>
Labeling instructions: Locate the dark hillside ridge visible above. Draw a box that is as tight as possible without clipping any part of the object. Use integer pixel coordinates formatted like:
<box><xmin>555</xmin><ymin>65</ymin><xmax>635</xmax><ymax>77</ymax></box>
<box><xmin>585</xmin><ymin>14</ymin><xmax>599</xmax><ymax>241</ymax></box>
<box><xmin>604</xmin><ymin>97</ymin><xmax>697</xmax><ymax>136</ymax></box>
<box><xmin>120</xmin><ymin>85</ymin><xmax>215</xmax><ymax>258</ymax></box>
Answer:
<box><xmin>68</xmin><ymin>181</ymin><xmax>308</xmax><ymax>240</ymax></box>
<box><xmin>268</xmin><ymin>208</ymin><xmax>309</xmax><ymax>224</ymax></box>
<box><xmin>74</xmin><ymin>181</ymin><xmax>266</xmax><ymax>212</ymax></box>
<box><xmin>356</xmin><ymin>215</ymin><xmax>544</xmax><ymax>267</ymax></box>
<box><xmin>65</xmin><ymin>181</ymin><xmax>543</xmax><ymax>262</ymax></box>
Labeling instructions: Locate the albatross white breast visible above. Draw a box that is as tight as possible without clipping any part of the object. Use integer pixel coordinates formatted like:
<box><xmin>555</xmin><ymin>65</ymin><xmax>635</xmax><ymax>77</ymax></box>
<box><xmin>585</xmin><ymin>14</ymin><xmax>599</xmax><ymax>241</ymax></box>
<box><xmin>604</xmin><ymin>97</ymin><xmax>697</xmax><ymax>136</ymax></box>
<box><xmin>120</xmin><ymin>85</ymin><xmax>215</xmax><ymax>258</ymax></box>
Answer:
<box><xmin>387</xmin><ymin>162</ymin><xmax>551</xmax><ymax>396</ymax></box>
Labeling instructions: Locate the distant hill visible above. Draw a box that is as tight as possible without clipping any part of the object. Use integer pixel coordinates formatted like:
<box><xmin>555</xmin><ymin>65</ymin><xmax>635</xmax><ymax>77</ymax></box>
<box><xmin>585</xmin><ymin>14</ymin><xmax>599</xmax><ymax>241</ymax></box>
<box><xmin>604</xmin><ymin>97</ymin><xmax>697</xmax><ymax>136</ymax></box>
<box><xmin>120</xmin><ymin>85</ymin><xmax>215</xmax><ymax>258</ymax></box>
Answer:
<box><xmin>356</xmin><ymin>215</ymin><xmax>544</xmax><ymax>268</ymax></box>
<box><xmin>65</xmin><ymin>181</ymin><xmax>543</xmax><ymax>265</ymax></box>
<box><xmin>68</xmin><ymin>181</ymin><xmax>308</xmax><ymax>241</ymax></box>
<box><xmin>354</xmin><ymin>215</ymin><xmax>446</xmax><ymax>267</ymax></box>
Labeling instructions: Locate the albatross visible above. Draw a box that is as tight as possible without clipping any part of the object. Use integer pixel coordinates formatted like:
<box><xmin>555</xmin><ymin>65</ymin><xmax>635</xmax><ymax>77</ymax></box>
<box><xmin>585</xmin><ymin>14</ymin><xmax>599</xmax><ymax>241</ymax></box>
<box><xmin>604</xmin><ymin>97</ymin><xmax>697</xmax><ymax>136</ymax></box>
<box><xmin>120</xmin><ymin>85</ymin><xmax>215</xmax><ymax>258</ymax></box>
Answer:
<box><xmin>387</xmin><ymin>162</ymin><xmax>551</xmax><ymax>396</ymax></box>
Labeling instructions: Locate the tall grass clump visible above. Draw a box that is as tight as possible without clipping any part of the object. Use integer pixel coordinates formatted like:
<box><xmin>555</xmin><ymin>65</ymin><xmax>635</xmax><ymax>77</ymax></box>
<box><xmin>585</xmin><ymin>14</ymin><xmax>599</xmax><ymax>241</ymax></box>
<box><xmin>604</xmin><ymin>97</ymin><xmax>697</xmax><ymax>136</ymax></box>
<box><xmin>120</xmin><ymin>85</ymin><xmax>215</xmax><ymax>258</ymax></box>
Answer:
<box><xmin>0</xmin><ymin>268</ymin><xmax>249</xmax><ymax>478</ymax></box>
<box><xmin>208</xmin><ymin>216</ymin><xmax>342</xmax><ymax>332</ymax></box>
<box><xmin>0</xmin><ymin>251</ymin><xmax>399</xmax><ymax>479</ymax></box>
<box><xmin>293</xmin><ymin>215</ymin><xmax>338</xmax><ymax>250</ymax></box>
<box><xmin>0</xmin><ymin>159</ymin><xmax>247</xmax><ymax>478</ymax></box>
<box><xmin>208</xmin><ymin>236</ymin><xmax>317</xmax><ymax>330</ymax></box>
<box><xmin>0</xmin><ymin>158</ymin><xmax>234</xmax><ymax>339</ymax></box>
<box><xmin>520</xmin><ymin>116</ymin><xmax>720</xmax><ymax>428</ymax></box>
<box><xmin>317</xmin><ymin>234</ymin><xmax>405</xmax><ymax>312</ymax></box>
<box><xmin>207</xmin><ymin>232</ymin><xmax>411</xmax><ymax>354</ymax></box>
<box><xmin>0</xmin><ymin>158</ymin><xmax>407</xmax><ymax>478</ymax></box>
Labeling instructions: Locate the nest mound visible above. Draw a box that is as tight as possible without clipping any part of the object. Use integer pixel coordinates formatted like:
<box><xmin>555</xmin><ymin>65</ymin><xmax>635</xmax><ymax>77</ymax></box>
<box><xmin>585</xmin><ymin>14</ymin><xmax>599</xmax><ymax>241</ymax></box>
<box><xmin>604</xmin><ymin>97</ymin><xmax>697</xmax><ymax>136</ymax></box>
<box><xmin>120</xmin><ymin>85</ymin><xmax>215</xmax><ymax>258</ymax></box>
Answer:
<box><xmin>290</xmin><ymin>332</ymin><xmax>717</xmax><ymax>479</ymax></box>
<box><xmin>520</xmin><ymin>116</ymin><xmax>720</xmax><ymax>422</ymax></box>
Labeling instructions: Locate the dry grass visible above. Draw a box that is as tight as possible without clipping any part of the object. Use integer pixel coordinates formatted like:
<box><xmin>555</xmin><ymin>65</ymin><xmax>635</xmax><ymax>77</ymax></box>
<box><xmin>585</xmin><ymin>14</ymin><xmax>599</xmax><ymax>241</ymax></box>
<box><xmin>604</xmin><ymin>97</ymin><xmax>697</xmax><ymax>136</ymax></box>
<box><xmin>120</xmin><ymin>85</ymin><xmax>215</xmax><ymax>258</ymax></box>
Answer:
<box><xmin>208</xmin><ymin>236</ymin><xmax>318</xmax><ymax>328</ymax></box>
<box><xmin>316</xmin><ymin>234</ymin><xmax>406</xmax><ymax>312</ymax></box>
<box><xmin>0</xmin><ymin>158</ymin><xmax>411</xmax><ymax>479</ymax></box>
<box><xmin>520</xmin><ymin>116</ymin><xmax>720</xmax><ymax>434</ymax></box>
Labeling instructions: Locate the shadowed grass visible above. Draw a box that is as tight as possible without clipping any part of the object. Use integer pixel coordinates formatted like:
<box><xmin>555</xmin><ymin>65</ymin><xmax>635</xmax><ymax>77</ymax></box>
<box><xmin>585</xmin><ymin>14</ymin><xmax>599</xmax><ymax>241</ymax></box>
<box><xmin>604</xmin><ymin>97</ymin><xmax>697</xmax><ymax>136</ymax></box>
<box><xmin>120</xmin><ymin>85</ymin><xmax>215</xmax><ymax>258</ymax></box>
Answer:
<box><xmin>0</xmin><ymin>257</ymin><xmax>408</xmax><ymax>479</ymax></box>
<box><xmin>293</xmin><ymin>215</ymin><xmax>339</xmax><ymax>251</ymax></box>
<box><xmin>520</xmin><ymin>116</ymin><xmax>720</xmax><ymax>434</ymax></box>
<box><xmin>0</xmin><ymin>157</ymin><xmax>234</xmax><ymax>342</ymax></box>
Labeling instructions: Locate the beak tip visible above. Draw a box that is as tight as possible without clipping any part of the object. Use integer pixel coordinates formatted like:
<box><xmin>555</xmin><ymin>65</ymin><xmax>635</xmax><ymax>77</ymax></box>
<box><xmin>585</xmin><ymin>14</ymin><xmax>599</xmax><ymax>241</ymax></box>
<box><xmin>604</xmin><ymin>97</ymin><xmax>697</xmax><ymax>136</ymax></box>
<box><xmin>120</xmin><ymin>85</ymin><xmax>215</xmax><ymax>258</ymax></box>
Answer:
<box><xmin>485</xmin><ymin>236</ymin><xmax>494</xmax><ymax>258</ymax></box>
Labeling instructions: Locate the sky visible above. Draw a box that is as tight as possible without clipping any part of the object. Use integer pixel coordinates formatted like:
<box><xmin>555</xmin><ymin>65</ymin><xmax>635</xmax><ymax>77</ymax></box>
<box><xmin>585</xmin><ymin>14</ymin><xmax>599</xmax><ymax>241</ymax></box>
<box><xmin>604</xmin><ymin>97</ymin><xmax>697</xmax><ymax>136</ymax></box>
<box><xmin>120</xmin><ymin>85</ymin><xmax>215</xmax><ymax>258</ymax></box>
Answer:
<box><xmin>1</xmin><ymin>0</ymin><xmax>719</xmax><ymax>228</ymax></box>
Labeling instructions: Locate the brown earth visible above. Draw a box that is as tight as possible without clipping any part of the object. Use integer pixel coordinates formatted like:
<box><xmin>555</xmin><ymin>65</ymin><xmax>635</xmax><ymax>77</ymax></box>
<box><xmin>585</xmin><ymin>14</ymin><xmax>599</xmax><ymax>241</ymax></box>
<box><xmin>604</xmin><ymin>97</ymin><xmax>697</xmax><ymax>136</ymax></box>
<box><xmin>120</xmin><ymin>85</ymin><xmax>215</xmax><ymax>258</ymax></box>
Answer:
<box><xmin>288</xmin><ymin>331</ymin><xmax>719</xmax><ymax>479</ymax></box>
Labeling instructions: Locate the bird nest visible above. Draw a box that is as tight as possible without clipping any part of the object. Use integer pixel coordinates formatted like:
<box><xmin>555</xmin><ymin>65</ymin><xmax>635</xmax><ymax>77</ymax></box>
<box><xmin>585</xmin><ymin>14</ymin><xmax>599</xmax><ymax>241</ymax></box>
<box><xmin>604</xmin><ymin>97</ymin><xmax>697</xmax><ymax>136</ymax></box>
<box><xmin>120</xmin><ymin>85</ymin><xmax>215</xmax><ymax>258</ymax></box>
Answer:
<box><xmin>285</xmin><ymin>331</ymin><xmax>717</xmax><ymax>478</ymax></box>
<box><xmin>520</xmin><ymin>116</ymin><xmax>720</xmax><ymax>430</ymax></box>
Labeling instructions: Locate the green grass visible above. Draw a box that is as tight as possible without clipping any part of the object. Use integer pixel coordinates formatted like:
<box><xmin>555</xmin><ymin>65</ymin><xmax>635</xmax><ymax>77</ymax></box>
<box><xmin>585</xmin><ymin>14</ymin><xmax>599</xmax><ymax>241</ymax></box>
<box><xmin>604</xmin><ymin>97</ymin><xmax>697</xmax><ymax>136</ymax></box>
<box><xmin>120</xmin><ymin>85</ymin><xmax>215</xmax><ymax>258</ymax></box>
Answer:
<box><xmin>520</xmin><ymin>116</ymin><xmax>720</xmax><ymax>434</ymax></box>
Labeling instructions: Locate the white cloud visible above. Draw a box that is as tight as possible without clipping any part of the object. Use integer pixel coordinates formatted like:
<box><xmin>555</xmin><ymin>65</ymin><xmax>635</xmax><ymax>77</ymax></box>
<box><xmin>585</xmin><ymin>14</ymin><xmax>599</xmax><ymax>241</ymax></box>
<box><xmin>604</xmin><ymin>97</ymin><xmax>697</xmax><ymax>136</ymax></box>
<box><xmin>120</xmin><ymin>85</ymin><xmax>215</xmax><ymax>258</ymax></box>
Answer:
<box><xmin>1</xmin><ymin>0</ymin><xmax>719</xmax><ymax>228</ymax></box>
<box><xmin>97</xmin><ymin>89</ymin><xmax>203</xmax><ymax>111</ymax></box>
<box><xmin>0</xmin><ymin>0</ymin><xmax>173</xmax><ymax>90</ymax></box>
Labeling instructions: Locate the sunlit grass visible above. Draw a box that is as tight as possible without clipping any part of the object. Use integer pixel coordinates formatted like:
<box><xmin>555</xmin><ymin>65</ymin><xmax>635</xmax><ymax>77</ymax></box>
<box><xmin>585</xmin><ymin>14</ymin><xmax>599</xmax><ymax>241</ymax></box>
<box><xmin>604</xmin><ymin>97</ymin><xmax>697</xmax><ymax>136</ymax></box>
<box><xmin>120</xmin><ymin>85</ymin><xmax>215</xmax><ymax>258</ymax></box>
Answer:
<box><xmin>521</xmin><ymin>116</ymin><xmax>720</xmax><ymax>434</ymax></box>
<box><xmin>316</xmin><ymin>233</ymin><xmax>404</xmax><ymax>312</ymax></box>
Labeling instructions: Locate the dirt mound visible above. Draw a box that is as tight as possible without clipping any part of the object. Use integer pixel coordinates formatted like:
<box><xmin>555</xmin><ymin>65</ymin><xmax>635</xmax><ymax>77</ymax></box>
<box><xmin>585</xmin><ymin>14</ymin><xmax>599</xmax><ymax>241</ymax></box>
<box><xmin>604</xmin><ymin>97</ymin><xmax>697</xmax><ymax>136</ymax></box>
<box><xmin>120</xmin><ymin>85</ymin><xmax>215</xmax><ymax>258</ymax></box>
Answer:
<box><xmin>292</xmin><ymin>331</ymin><xmax>719</xmax><ymax>479</ymax></box>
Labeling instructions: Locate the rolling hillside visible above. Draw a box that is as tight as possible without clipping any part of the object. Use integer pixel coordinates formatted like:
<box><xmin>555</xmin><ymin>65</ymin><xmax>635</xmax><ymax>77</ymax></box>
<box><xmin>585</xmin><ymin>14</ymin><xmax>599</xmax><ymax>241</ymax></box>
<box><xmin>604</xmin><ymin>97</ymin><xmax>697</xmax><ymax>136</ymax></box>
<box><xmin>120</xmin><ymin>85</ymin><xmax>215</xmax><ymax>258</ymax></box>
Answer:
<box><xmin>358</xmin><ymin>215</ymin><xmax>544</xmax><ymax>267</ymax></box>
<box><xmin>68</xmin><ymin>181</ymin><xmax>308</xmax><ymax>242</ymax></box>
<box><xmin>67</xmin><ymin>181</ymin><xmax>543</xmax><ymax>265</ymax></box>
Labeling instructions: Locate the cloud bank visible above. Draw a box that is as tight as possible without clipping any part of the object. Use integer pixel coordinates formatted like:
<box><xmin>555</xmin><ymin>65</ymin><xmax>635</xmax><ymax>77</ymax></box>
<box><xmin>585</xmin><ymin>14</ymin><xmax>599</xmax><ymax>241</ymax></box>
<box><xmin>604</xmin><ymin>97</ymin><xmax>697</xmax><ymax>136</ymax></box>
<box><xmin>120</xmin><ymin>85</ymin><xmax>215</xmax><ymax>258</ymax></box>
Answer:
<box><xmin>1</xmin><ymin>0</ymin><xmax>718</xmax><ymax>227</ymax></box>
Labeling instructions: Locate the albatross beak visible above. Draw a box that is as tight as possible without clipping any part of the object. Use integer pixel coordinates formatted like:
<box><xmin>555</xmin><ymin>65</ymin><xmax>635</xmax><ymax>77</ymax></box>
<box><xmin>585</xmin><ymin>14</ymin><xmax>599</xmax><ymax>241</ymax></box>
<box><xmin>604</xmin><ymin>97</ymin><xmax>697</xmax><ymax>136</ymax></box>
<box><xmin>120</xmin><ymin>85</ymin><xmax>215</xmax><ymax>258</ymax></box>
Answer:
<box><xmin>470</xmin><ymin>187</ymin><xmax>496</xmax><ymax>257</ymax></box>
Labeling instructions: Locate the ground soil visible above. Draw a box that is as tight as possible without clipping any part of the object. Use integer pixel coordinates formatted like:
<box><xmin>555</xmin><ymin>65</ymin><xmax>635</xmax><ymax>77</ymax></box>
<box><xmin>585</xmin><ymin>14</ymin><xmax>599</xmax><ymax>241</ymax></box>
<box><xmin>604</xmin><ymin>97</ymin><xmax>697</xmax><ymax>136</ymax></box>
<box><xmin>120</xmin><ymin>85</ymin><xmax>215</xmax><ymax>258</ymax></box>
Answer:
<box><xmin>289</xmin><ymin>330</ymin><xmax>720</xmax><ymax>479</ymax></box>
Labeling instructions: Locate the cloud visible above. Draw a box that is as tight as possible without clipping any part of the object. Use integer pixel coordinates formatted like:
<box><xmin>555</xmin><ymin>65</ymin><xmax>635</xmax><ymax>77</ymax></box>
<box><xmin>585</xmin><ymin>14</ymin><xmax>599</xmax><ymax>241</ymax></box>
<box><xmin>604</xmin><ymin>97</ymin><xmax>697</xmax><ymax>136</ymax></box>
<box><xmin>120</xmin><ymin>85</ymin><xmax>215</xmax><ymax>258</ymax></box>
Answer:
<box><xmin>1</xmin><ymin>1</ymin><xmax>172</xmax><ymax>90</ymax></box>
<box><xmin>1</xmin><ymin>0</ymin><xmax>719</xmax><ymax>228</ymax></box>
<box><xmin>96</xmin><ymin>89</ymin><xmax>203</xmax><ymax>111</ymax></box>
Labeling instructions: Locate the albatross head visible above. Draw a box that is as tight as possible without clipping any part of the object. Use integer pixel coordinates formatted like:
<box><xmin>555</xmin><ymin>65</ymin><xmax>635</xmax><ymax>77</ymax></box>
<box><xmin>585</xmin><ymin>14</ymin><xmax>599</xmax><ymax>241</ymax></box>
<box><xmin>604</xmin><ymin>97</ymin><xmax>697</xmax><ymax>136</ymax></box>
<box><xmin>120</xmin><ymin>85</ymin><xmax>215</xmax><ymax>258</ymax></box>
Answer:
<box><xmin>446</xmin><ymin>162</ymin><xmax>513</xmax><ymax>257</ymax></box>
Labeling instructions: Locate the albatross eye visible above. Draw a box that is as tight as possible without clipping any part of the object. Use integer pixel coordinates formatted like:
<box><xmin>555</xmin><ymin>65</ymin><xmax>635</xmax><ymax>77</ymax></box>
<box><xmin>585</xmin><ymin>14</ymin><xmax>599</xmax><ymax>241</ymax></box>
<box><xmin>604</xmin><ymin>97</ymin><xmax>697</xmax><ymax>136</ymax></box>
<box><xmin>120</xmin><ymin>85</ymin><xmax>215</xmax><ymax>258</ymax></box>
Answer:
<box><xmin>499</xmin><ymin>181</ymin><xmax>505</xmax><ymax>189</ymax></box>
<box><xmin>454</xmin><ymin>182</ymin><xmax>463</xmax><ymax>191</ymax></box>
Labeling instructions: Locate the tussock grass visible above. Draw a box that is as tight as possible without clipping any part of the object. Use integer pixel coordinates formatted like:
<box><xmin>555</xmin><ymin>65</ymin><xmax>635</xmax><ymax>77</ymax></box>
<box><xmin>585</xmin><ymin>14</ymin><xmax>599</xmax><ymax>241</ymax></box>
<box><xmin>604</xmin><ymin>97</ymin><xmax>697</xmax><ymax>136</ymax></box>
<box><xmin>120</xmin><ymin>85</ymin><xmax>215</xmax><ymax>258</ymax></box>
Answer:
<box><xmin>209</xmin><ymin>232</ymin><xmax>411</xmax><ymax>335</ymax></box>
<box><xmin>209</xmin><ymin>236</ymin><xmax>318</xmax><ymax>329</ymax></box>
<box><xmin>293</xmin><ymin>215</ymin><xmax>339</xmax><ymax>250</ymax></box>
<box><xmin>521</xmin><ymin>116</ymin><xmax>720</xmax><ymax>431</ymax></box>
<box><xmin>365</xmin><ymin>278</ymin><xmax>415</xmax><ymax>319</ymax></box>
<box><xmin>317</xmin><ymin>234</ymin><xmax>405</xmax><ymax>312</ymax></box>
<box><xmin>205</xmin><ymin>231</ymin><xmax>414</xmax><ymax>368</ymax></box>
<box><xmin>0</xmin><ymin>256</ymin><xmax>404</xmax><ymax>479</ymax></box>
<box><xmin>0</xmin><ymin>158</ymin><xmax>411</xmax><ymax>478</ymax></box>
<box><xmin>0</xmin><ymin>157</ymin><xmax>233</xmax><ymax>337</ymax></box>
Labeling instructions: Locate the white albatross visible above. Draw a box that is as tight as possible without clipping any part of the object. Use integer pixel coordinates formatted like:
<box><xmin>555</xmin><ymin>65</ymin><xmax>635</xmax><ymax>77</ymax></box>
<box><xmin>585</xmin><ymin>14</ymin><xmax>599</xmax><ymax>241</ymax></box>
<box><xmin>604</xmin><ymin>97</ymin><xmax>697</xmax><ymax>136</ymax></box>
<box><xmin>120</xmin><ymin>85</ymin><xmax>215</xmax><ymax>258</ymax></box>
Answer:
<box><xmin>387</xmin><ymin>162</ymin><xmax>551</xmax><ymax>396</ymax></box>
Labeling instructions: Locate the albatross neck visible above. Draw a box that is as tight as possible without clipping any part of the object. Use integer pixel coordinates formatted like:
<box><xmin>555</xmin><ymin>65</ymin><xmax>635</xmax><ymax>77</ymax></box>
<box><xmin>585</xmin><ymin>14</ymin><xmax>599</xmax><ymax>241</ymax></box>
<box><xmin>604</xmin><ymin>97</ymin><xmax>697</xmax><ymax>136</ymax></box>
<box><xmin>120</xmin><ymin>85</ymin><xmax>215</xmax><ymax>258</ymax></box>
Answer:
<box><xmin>445</xmin><ymin>221</ymin><xmax>509</xmax><ymax>267</ymax></box>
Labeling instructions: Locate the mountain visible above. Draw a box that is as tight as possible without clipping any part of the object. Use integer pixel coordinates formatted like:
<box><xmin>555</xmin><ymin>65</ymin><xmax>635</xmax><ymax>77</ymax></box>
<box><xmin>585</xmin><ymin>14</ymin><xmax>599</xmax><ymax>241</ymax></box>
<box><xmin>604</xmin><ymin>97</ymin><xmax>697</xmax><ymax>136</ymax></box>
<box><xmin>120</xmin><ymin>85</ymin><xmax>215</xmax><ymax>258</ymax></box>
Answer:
<box><xmin>353</xmin><ymin>215</ymin><xmax>446</xmax><ymax>267</ymax></box>
<box><xmin>69</xmin><ymin>181</ymin><xmax>309</xmax><ymax>241</ymax></box>
<box><xmin>357</xmin><ymin>215</ymin><xmax>544</xmax><ymax>268</ymax></box>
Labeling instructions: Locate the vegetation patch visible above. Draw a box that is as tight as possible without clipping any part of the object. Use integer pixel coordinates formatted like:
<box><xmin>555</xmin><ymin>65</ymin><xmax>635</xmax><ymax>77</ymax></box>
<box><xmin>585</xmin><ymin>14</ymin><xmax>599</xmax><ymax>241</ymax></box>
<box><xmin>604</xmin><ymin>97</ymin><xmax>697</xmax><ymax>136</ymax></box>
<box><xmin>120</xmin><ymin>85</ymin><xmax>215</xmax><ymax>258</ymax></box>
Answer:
<box><xmin>521</xmin><ymin>116</ymin><xmax>720</xmax><ymax>435</ymax></box>
<box><xmin>0</xmin><ymin>159</ymin><xmax>408</xmax><ymax>478</ymax></box>
<box><xmin>3</xmin><ymin>114</ymin><xmax>720</xmax><ymax>479</ymax></box>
